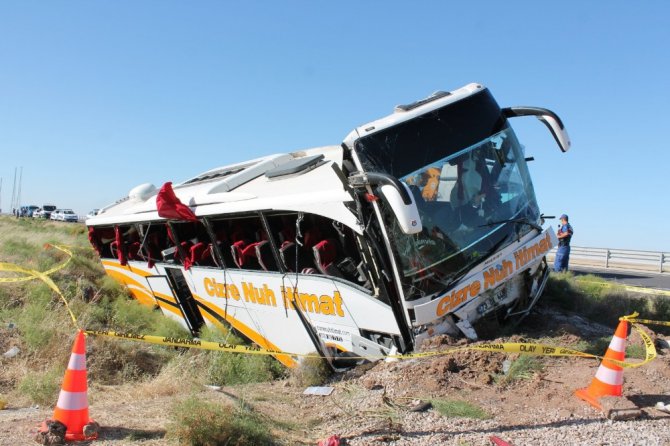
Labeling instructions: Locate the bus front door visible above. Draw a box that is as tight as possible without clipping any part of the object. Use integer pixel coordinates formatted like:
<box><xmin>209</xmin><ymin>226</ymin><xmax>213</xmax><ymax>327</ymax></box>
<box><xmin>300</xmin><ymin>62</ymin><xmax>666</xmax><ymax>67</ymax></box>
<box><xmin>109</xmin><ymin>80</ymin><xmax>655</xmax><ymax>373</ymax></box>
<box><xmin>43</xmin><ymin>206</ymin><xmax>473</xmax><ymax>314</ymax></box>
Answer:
<box><xmin>146</xmin><ymin>268</ymin><xmax>204</xmax><ymax>336</ymax></box>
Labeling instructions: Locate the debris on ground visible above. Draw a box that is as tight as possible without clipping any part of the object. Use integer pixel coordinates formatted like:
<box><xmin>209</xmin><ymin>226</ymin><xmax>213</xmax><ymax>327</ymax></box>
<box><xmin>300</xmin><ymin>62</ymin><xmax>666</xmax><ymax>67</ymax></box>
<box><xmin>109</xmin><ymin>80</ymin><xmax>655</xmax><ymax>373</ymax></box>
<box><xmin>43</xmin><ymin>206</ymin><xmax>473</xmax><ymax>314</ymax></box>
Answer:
<box><xmin>83</xmin><ymin>421</ymin><xmax>101</xmax><ymax>438</ymax></box>
<box><xmin>408</xmin><ymin>400</ymin><xmax>432</xmax><ymax>412</ymax></box>
<box><xmin>655</xmin><ymin>401</ymin><xmax>670</xmax><ymax>414</ymax></box>
<box><xmin>489</xmin><ymin>436</ymin><xmax>513</xmax><ymax>446</ymax></box>
<box><xmin>600</xmin><ymin>396</ymin><xmax>642</xmax><ymax>420</ymax></box>
<box><xmin>318</xmin><ymin>434</ymin><xmax>342</xmax><ymax>446</ymax></box>
<box><xmin>304</xmin><ymin>386</ymin><xmax>334</xmax><ymax>396</ymax></box>
<box><xmin>34</xmin><ymin>420</ymin><xmax>66</xmax><ymax>445</ymax></box>
<box><xmin>2</xmin><ymin>347</ymin><xmax>20</xmax><ymax>359</ymax></box>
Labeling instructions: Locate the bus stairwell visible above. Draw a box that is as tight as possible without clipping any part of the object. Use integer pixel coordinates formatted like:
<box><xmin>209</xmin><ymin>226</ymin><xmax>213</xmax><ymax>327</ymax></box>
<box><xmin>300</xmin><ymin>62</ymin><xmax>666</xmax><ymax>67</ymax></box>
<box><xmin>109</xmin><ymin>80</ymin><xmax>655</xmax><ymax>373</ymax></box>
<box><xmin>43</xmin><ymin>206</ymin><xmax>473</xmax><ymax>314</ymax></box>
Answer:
<box><xmin>164</xmin><ymin>267</ymin><xmax>204</xmax><ymax>336</ymax></box>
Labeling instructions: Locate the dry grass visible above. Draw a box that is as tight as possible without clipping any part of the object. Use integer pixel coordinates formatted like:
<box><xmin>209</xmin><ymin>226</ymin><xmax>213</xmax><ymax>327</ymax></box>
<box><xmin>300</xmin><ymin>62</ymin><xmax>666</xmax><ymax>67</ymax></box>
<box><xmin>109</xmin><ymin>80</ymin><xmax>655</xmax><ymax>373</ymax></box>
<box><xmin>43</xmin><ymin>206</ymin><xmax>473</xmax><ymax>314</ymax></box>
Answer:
<box><xmin>136</xmin><ymin>354</ymin><xmax>210</xmax><ymax>399</ymax></box>
<box><xmin>545</xmin><ymin>272</ymin><xmax>670</xmax><ymax>334</ymax></box>
<box><xmin>167</xmin><ymin>396</ymin><xmax>278</xmax><ymax>446</ymax></box>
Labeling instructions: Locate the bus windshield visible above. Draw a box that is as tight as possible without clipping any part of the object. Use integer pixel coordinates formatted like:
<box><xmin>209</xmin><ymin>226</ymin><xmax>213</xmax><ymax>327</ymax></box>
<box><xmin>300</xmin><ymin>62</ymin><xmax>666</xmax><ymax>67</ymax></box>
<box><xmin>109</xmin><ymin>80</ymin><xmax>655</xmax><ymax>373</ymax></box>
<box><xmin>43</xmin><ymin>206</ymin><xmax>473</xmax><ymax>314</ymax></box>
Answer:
<box><xmin>354</xmin><ymin>90</ymin><xmax>540</xmax><ymax>299</ymax></box>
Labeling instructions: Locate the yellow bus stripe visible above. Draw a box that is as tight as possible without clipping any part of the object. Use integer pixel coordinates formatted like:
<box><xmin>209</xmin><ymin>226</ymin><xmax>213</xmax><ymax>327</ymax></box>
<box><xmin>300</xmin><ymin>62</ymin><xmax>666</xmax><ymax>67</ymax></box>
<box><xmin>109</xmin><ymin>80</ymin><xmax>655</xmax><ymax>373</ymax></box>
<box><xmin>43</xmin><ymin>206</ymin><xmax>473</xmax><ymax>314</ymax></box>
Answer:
<box><xmin>153</xmin><ymin>291</ymin><xmax>178</xmax><ymax>304</ymax></box>
<box><xmin>104</xmin><ymin>269</ymin><xmax>151</xmax><ymax>294</ymax></box>
<box><xmin>101</xmin><ymin>259</ymin><xmax>154</xmax><ymax>277</ymax></box>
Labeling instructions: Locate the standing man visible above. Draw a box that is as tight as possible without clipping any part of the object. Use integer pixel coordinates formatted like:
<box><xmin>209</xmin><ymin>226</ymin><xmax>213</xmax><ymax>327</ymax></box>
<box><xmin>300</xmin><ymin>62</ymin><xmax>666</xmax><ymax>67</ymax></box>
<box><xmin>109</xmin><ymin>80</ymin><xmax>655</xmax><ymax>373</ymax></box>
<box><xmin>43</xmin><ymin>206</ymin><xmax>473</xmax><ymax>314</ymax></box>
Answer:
<box><xmin>554</xmin><ymin>214</ymin><xmax>573</xmax><ymax>272</ymax></box>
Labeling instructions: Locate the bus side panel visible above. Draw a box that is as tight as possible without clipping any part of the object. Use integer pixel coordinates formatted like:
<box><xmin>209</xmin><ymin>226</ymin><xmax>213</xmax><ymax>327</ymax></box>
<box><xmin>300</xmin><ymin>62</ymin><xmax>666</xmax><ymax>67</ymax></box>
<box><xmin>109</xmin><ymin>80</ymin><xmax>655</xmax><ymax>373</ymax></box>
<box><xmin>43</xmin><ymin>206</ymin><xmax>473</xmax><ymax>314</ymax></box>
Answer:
<box><xmin>100</xmin><ymin>259</ymin><xmax>158</xmax><ymax>308</ymax></box>
<box><xmin>185</xmin><ymin>268</ymin><xmax>313</xmax><ymax>368</ymax></box>
<box><xmin>186</xmin><ymin>268</ymin><xmax>401</xmax><ymax>361</ymax></box>
<box><xmin>281</xmin><ymin>274</ymin><xmax>401</xmax><ymax>349</ymax></box>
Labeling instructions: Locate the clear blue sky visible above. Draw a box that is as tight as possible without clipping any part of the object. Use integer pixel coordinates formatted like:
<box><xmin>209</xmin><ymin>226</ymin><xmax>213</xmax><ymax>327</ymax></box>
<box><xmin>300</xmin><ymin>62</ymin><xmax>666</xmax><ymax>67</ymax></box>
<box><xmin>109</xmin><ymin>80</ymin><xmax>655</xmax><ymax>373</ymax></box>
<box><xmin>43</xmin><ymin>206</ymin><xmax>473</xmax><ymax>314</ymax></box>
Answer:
<box><xmin>1</xmin><ymin>1</ymin><xmax>668</xmax><ymax>251</ymax></box>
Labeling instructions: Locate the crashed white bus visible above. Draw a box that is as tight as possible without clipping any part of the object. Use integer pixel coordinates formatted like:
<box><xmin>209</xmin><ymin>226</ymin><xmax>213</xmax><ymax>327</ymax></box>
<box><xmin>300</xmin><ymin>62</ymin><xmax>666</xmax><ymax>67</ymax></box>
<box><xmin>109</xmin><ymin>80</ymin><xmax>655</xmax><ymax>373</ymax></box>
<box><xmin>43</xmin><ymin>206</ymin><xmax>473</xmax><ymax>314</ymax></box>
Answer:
<box><xmin>87</xmin><ymin>83</ymin><xmax>570</xmax><ymax>368</ymax></box>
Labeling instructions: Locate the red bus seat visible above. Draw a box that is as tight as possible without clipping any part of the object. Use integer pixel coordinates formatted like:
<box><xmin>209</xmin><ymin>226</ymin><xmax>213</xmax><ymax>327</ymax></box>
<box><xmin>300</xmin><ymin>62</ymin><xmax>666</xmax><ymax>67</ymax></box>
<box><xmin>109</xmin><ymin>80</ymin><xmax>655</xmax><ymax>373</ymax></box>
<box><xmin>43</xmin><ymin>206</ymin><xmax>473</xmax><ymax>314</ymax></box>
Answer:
<box><xmin>313</xmin><ymin>239</ymin><xmax>344</xmax><ymax>278</ymax></box>
<box><xmin>231</xmin><ymin>240</ymin><xmax>261</xmax><ymax>269</ymax></box>
<box><xmin>190</xmin><ymin>242</ymin><xmax>213</xmax><ymax>267</ymax></box>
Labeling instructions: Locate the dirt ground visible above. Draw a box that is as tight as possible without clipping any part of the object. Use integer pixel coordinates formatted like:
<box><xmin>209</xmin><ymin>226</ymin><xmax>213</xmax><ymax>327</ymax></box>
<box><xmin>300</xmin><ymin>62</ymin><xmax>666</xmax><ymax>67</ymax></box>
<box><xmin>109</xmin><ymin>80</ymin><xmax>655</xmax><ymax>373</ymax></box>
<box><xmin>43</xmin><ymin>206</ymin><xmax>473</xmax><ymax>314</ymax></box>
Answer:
<box><xmin>2</xmin><ymin>305</ymin><xmax>670</xmax><ymax>446</ymax></box>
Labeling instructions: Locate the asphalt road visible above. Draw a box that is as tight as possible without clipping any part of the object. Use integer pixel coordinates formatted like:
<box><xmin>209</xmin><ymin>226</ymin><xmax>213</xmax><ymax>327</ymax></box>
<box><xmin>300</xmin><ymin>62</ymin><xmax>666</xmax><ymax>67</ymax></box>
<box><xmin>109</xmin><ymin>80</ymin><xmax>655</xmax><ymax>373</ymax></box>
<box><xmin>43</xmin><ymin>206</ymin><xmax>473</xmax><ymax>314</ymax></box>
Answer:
<box><xmin>570</xmin><ymin>265</ymin><xmax>670</xmax><ymax>291</ymax></box>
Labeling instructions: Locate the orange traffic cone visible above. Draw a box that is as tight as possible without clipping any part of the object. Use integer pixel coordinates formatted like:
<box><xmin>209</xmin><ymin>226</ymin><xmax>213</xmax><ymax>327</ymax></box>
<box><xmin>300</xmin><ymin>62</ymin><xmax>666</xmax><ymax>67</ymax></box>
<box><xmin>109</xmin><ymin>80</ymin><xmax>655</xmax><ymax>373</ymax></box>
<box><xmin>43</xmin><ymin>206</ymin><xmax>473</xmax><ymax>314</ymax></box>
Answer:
<box><xmin>575</xmin><ymin>319</ymin><xmax>628</xmax><ymax>410</ymax></box>
<box><xmin>39</xmin><ymin>330</ymin><xmax>98</xmax><ymax>441</ymax></box>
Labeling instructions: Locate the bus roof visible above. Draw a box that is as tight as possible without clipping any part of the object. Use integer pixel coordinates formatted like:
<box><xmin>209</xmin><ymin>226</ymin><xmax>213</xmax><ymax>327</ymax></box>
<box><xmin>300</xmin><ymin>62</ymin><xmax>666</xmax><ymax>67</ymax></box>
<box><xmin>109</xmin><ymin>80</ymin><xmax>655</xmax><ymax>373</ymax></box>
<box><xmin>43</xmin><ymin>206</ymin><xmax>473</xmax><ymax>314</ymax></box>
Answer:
<box><xmin>86</xmin><ymin>145</ymin><xmax>361</xmax><ymax>231</ymax></box>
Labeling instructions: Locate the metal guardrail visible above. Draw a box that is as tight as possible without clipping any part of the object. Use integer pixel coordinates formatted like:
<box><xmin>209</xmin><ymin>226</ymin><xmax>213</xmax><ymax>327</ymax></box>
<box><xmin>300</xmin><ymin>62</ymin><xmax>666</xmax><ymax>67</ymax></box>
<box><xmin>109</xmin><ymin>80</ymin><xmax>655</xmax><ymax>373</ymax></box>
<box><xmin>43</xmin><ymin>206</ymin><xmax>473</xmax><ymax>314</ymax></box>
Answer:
<box><xmin>547</xmin><ymin>246</ymin><xmax>669</xmax><ymax>273</ymax></box>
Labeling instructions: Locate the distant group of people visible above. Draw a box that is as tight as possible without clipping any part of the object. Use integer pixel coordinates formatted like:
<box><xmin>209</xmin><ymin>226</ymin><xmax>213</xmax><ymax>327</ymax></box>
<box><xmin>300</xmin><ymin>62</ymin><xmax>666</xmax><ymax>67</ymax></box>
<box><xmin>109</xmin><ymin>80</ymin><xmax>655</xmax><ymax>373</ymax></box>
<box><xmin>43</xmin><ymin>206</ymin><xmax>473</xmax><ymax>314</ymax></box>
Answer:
<box><xmin>12</xmin><ymin>208</ymin><xmax>25</xmax><ymax>218</ymax></box>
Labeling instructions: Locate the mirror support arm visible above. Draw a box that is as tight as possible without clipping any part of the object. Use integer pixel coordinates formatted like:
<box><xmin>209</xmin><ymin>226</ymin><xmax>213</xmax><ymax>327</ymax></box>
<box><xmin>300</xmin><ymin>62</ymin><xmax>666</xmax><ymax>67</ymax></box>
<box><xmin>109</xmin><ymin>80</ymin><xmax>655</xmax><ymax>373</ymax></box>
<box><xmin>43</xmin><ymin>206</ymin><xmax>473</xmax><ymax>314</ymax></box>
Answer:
<box><xmin>503</xmin><ymin>106</ymin><xmax>571</xmax><ymax>153</ymax></box>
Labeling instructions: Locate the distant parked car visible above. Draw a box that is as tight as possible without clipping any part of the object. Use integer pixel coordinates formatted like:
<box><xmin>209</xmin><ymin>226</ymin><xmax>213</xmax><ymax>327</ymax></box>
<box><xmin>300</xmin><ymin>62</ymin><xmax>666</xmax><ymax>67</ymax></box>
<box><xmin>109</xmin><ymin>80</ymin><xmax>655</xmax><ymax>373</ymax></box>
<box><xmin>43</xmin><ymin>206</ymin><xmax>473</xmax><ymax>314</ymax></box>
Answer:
<box><xmin>50</xmin><ymin>209</ymin><xmax>79</xmax><ymax>222</ymax></box>
<box><xmin>35</xmin><ymin>204</ymin><xmax>57</xmax><ymax>219</ymax></box>
<box><xmin>86</xmin><ymin>209</ymin><xmax>100</xmax><ymax>219</ymax></box>
<box><xmin>61</xmin><ymin>209</ymin><xmax>79</xmax><ymax>222</ymax></box>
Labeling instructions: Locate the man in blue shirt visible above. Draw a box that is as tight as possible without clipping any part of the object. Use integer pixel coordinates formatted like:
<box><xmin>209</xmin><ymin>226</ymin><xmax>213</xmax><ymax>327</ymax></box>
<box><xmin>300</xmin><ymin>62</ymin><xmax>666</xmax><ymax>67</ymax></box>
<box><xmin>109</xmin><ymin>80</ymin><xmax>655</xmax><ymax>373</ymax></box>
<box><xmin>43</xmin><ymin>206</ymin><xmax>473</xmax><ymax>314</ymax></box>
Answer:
<box><xmin>554</xmin><ymin>214</ymin><xmax>573</xmax><ymax>272</ymax></box>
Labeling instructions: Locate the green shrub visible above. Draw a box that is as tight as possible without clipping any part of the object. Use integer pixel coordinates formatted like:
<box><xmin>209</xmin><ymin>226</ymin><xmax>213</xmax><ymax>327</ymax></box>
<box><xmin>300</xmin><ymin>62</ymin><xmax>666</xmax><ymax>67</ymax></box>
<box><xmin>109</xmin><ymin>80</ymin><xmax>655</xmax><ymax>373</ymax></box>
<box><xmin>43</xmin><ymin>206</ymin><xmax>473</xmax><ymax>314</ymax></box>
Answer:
<box><xmin>206</xmin><ymin>352</ymin><xmax>279</xmax><ymax>386</ymax></box>
<box><xmin>497</xmin><ymin>355</ymin><xmax>543</xmax><ymax>386</ymax></box>
<box><xmin>18</xmin><ymin>367</ymin><xmax>63</xmax><ymax>406</ymax></box>
<box><xmin>67</xmin><ymin>225</ymin><xmax>87</xmax><ymax>236</ymax></box>
<box><xmin>152</xmin><ymin>315</ymin><xmax>192</xmax><ymax>338</ymax></box>
<box><xmin>626</xmin><ymin>344</ymin><xmax>646</xmax><ymax>359</ymax></box>
<box><xmin>87</xmin><ymin>338</ymin><xmax>175</xmax><ymax>384</ymax></box>
<box><xmin>198</xmin><ymin>324</ymin><xmax>239</xmax><ymax>343</ymax></box>
<box><xmin>544</xmin><ymin>274</ymin><xmax>665</xmax><ymax>331</ymax></box>
<box><xmin>431</xmin><ymin>399</ymin><xmax>490</xmax><ymax>419</ymax></box>
<box><xmin>168</xmin><ymin>397</ymin><xmax>276</xmax><ymax>446</ymax></box>
<box><xmin>69</xmin><ymin>255</ymin><xmax>104</xmax><ymax>279</ymax></box>
<box><xmin>79</xmin><ymin>295</ymin><xmax>115</xmax><ymax>329</ymax></box>
<box><xmin>1</xmin><ymin>237</ymin><xmax>35</xmax><ymax>260</ymax></box>
<box><xmin>653</xmin><ymin>298</ymin><xmax>670</xmax><ymax>320</ymax></box>
<box><xmin>580</xmin><ymin>336</ymin><xmax>612</xmax><ymax>356</ymax></box>
<box><xmin>100</xmin><ymin>275</ymin><xmax>126</xmax><ymax>294</ymax></box>
<box><xmin>291</xmin><ymin>355</ymin><xmax>331</xmax><ymax>387</ymax></box>
<box><xmin>17</xmin><ymin>285</ymin><xmax>58</xmax><ymax>351</ymax></box>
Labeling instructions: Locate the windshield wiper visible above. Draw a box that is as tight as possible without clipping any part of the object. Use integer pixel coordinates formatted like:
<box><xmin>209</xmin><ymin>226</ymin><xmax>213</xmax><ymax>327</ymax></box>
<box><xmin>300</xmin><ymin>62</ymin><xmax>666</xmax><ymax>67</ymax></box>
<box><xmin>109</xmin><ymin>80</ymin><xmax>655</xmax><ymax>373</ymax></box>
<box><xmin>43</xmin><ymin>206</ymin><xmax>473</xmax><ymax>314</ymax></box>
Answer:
<box><xmin>479</xmin><ymin>217</ymin><xmax>542</xmax><ymax>232</ymax></box>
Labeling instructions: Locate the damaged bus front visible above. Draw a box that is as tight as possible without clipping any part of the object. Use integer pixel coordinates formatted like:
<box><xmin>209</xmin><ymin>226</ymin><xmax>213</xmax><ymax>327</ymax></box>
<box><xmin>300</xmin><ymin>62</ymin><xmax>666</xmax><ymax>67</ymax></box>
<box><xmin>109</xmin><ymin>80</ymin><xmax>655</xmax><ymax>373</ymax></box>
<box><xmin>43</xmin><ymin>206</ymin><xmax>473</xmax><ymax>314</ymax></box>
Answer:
<box><xmin>344</xmin><ymin>83</ymin><xmax>570</xmax><ymax>344</ymax></box>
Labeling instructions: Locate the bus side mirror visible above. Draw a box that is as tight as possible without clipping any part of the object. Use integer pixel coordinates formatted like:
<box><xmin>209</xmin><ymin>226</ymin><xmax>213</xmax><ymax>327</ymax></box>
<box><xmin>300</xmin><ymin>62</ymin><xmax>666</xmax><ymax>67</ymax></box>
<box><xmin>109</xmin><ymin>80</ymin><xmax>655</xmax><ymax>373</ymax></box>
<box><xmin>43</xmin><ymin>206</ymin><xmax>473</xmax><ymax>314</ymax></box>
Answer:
<box><xmin>503</xmin><ymin>106</ymin><xmax>571</xmax><ymax>153</ymax></box>
<box><xmin>379</xmin><ymin>183</ymin><xmax>423</xmax><ymax>235</ymax></box>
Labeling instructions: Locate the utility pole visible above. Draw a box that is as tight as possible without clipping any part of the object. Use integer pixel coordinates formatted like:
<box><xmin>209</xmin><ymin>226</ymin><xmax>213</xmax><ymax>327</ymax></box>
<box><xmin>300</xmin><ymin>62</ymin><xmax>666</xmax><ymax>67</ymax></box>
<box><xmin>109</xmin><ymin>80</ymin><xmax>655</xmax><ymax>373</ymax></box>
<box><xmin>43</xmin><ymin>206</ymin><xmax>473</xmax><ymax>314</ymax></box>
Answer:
<box><xmin>16</xmin><ymin>166</ymin><xmax>23</xmax><ymax>210</ymax></box>
<box><xmin>10</xmin><ymin>167</ymin><xmax>17</xmax><ymax>212</ymax></box>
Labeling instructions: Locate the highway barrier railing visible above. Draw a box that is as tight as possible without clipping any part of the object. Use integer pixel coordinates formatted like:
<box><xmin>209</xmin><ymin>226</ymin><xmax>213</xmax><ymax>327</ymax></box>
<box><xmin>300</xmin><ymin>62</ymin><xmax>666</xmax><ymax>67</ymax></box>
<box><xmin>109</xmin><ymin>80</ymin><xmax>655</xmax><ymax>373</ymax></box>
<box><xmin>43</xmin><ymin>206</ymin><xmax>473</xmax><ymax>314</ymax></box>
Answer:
<box><xmin>547</xmin><ymin>246</ymin><xmax>669</xmax><ymax>273</ymax></box>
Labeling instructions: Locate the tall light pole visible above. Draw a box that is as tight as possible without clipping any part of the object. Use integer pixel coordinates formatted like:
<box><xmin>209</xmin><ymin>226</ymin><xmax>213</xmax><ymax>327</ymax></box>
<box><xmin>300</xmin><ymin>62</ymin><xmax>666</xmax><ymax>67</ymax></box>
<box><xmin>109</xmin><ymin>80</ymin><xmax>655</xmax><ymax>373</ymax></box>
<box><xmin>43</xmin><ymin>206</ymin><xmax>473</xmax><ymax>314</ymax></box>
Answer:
<box><xmin>10</xmin><ymin>167</ymin><xmax>17</xmax><ymax>212</ymax></box>
<box><xmin>16</xmin><ymin>167</ymin><xmax>23</xmax><ymax>210</ymax></box>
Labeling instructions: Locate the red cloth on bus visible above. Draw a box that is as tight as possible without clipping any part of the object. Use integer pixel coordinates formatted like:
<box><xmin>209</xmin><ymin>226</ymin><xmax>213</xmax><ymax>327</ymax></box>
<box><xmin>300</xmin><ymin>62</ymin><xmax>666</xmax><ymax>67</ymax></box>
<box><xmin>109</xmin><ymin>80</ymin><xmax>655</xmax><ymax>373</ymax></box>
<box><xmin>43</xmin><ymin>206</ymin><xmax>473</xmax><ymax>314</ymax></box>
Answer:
<box><xmin>88</xmin><ymin>227</ymin><xmax>101</xmax><ymax>255</ymax></box>
<box><xmin>114</xmin><ymin>226</ymin><xmax>127</xmax><ymax>266</ymax></box>
<box><xmin>156</xmin><ymin>182</ymin><xmax>198</xmax><ymax>222</ymax></box>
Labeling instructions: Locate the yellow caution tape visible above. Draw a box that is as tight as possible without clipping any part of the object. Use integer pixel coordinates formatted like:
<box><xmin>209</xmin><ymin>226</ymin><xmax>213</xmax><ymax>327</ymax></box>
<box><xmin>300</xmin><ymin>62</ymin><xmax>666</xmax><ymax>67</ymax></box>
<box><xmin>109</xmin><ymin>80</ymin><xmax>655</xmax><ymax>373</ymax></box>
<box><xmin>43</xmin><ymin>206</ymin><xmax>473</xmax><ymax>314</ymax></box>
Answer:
<box><xmin>622</xmin><ymin>316</ymin><xmax>670</xmax><ymax>328</ymax></box>
<box><xmin>574</xmin><ymin>279</ymin><xmax>670</xmax><ymax>297</ymax></box>
<box><xmin>85</xmin><ymin>323</ymin><xmax>657</xmax><ymax>369</ymax></box>
<box><xmin>85</xmin><ymin>329</ymin><xmax>295</xmax><ymax>356</ymax></box>
<box><xmin>0</xmin><ymin>261</ymin><xmax>80</xmax><ymax>328</ymax></box>
<box><xmin>0</xmin><ymin>244</ymin><xmax>73</xmax><ymax>283</ymax></box>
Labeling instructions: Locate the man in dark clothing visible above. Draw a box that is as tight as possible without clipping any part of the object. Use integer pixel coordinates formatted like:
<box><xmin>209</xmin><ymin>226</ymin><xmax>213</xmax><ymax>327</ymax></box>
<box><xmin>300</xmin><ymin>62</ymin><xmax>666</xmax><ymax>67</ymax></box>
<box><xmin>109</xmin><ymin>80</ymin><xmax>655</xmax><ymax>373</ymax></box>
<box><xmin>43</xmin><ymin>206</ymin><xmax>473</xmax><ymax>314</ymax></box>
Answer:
<box><xmin>554</xmin><ymin>214</ymin><xmax>573</xmax><ymax>272</ymax></box>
